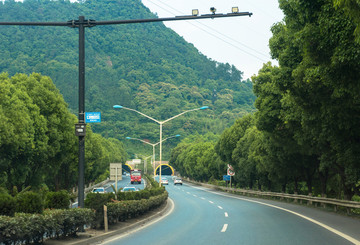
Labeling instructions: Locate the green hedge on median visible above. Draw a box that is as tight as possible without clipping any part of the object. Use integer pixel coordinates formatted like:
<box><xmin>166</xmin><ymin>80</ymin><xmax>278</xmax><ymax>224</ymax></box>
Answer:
<box><xmin>107</xmin><ymin>191</ymin><xmax>168</xmax><ymax>224</ymax></box>
<box><xmin>85</xmin><ymin>186</ymin><xmax>168</xmax><ymax>228</ymax></box>
<box><xmin>0</xmin><ymin>208</ymin><xmax>95</xmax><ymax>245</ymax></box>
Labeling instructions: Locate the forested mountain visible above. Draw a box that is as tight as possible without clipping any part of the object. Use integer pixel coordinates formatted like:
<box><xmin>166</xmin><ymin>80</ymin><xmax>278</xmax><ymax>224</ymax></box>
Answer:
<box><xmin>0</xmin><ymin>0</ymin><xmax>255</xmax><ymax>158</ymax></box>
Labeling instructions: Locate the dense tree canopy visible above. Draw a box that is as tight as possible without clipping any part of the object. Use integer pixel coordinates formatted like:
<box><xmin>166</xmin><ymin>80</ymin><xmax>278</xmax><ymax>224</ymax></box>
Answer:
<box><xmin>0</xmin><ymin>73</ymin><xmax>126</xmax><ymax>191</ymax></box>
<box><xmin>172</xmin><ymin>0</ymin><xmax>360</xmax><ymax>201</ymax></box>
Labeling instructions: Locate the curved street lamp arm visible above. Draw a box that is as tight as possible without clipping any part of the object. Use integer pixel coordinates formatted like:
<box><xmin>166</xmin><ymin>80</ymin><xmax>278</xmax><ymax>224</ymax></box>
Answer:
<box><xmin>162</xmin><ymin>108</ymin><xmax>200</xmax><ymax>124</ymax></box>
<box><xmin>121</xmin><ymin>106</ymin><xmax>161</xmax><ymax>124</ymax></box>
<box><xmin>128</xmin><ymin>137</ymin><xmax>156</xmax><ymax>146</ymax></box>
<box><xmin>153</xmin><ymin>135</ymin><xmax>179</xmax><ymax>146</ymax></box>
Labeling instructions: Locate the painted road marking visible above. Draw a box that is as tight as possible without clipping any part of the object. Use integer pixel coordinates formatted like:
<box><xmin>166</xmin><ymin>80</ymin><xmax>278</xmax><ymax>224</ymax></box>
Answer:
<box><xmin>201</xmin><ymin>197</ymin><xmax>206</xmax><ymax>200</ymax></box>
<box><xmin>187</xmin><ymin>192</ymin><xmax>190</xmax><ymax>194</ymax></box>
<box><xmin>191</xmin><ymin>185</ymin><xmax>360</xmax><ymax>245</ymax></box>
<box><xmin>225</xmin><ymin>212</ymin><xmax>228</xmax><ymax>217</ymax></box>
<box><xmin>193</xmin><ymin>195</ymin><xmax>198</xmax><ymax>197</ymax></box>
<box><xmin>218</xmin><ymin>206</ymin><xmax>223</xmax><ymax>210</ymax></box>
<box><xmin>209</xmin><ymin>201</ymin><xmax>214</xmax><ymax>204</ymax></box>
<box><xmin>221</xmin><ymin>224</ymin><xmax>228</xmax><ymax>232</ymax></box>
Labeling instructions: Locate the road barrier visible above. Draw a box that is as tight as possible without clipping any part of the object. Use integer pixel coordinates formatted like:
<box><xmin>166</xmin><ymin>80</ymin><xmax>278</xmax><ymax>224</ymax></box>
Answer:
<box><xmin>184</xmin><ymin>179</ymin><xmax>360</xmax><ymax>214</ymax></box>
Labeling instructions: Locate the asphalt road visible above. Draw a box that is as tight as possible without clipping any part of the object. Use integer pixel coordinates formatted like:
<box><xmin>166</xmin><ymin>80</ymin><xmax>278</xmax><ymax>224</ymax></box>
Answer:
<box><xmin>104</xmin><ymin>176</ymin><xmax>360</xmax><ymax>245</ymax></box>
<box><xmin>105</xmin><ymin>175</ymin><xmax>145</xmax><ymax>192</ymax></box>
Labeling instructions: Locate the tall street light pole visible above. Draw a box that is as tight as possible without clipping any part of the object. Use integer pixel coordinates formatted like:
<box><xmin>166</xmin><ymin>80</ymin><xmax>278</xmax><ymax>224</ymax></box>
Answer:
<box><xmin>114</xmin><ymin>105</ymin><xmax>208</xmax><ymax>185</ymax></box>
<box><xmin>1</xmin><ymin>8</ymin><xmax>252</xmax><ymax>206</ymax></box>
<box><xmin>126</xmin><ymin>135</ymin><xmax>181</xmax><ymax>175</ymax></box>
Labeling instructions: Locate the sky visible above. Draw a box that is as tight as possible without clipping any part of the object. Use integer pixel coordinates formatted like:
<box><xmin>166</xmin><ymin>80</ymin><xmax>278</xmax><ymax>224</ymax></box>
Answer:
<box><xmin>141</xmin><ymin>0</ymin><xmax>284</xmax><ymax>80</ymax></box>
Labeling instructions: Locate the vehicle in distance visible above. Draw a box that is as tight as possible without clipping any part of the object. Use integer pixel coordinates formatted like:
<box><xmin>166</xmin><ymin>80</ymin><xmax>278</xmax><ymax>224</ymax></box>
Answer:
<box><xmin>92</xmin><ymin>187</ymin><xmax>106</xmax><ymax>193</ymax></box>
<box><xmin>161</xmin><ymin>177</ymin><xmax>169</xmax><ymax>185</ymax></box>
<box><xmin>121</xmin><ymin>187</ymin><xmax>139</xmax><ymax>192</ymax></box>
<box><xmin>130</xmin><ymin>169</ymin><xmax>142</xmax><ymax>184</ymax></box>
<box><xmin>174</xmin><ymin>178</ymin><xmax>182</xmax><ymax>185</ymax></box>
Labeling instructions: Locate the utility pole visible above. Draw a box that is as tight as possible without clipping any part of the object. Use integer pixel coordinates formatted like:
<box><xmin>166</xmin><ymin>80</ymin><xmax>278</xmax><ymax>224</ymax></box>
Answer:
<box><xmin>0</xmin><ymin>7</ymin><xmax>252</xmax><ymax>208</ymax></box>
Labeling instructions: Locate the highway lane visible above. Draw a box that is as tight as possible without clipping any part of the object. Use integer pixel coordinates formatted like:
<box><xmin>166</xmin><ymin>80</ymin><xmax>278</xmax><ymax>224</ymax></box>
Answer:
<box><xmin>104</xmin><ymin>176</ymin><xmax>360</xmax><ymax>245</ymax></box>
<box><xmin>105</xmin><ymin>175</ymin><xmax>145</xmax><ymax>193</ymax></box>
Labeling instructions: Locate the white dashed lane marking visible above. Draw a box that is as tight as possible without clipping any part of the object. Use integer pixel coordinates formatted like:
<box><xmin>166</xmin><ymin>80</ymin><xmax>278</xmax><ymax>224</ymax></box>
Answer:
<box><xmin>221</xmin><ymin>224</ymin><xmax>228</xmax><ymax>232</ymax></box>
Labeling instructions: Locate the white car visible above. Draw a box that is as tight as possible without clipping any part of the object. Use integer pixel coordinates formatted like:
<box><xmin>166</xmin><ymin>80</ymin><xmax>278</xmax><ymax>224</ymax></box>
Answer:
<box><xmin>92</xmin><ymin>187</ymin><xmax>106</xmax><ymax>193</ymax></box>
<box><xmin>174</xmin><ymin>178</ymin><xmax>183</xmax><ymax>185</ymax></box>
<box><xmin>161</xmin><ymin>178</ymin><xmax>169</xmax><ymax>185</ymax></box>
<box><xmin>121</xmin><ymin>187</ymin><xmax>139</xmax><ymax>192</ymax></box>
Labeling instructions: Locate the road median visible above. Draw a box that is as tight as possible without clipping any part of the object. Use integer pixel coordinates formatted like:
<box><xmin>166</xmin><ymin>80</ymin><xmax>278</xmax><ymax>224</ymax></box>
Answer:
<box><xmin>44</xmin><ymin>197</ymin><xmax>173</xmax><ymax>245</ymax></box>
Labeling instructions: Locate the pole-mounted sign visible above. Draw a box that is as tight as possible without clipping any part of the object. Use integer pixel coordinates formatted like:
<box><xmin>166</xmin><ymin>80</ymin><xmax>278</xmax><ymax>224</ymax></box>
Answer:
<box><xmin>85</xmin><ymin>112</ymin><xmax>101</xmax><ymax>123</ymax></box>
<box><xmin>227</xmin><ymin>164</ymin><xmax>235</xmax><ymax>176</ymax></box>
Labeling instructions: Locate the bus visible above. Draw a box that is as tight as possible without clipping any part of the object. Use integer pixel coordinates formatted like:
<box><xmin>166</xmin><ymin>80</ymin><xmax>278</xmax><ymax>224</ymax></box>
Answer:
<box><xmin>130</xmin><ymin>169</ymin><xmax>142</xmax><ymax>184</ymax></box>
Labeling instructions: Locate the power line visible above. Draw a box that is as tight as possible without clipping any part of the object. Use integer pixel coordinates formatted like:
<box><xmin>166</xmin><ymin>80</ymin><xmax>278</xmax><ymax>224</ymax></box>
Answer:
<box><xmin>145</xmin><ymin>0</ymin><xmax>270</xmax><ymax>62</ymax></box>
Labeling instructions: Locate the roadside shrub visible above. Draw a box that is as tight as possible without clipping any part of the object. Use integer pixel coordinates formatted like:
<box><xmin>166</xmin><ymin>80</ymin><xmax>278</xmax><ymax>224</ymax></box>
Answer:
<box><xmin>45</xmin><ymin>190</ymin><xmax>70</xmax><ymax>209</ymax></box>
<box><xmin>85</xmin><ymin>192</ymin><xmax>115</xmax><ymax>228</ymax></box>
<box><xmin>144</xmin><ymin>174</ymin><xmax>159</xmax><ymax>188</ymax></box>
<box><xmin>117</xmin><ymin>187</ymin><xmax>163</xmax><ymax>201</ymax></box>
<box><xmin>0</xmin><ymin>192</ymin><xmax>16</xmax><ymax>216</ymax></box>
<box><xmin>0</xmin><ymin>208</ymin><xmax>94</xmax><ymax>245</ymax></box>
<box><xmin>149</xmin><ymin>186</ymin><xmax>165</xmax><ymax>196</ymax></box>
<box><xmin>44</xmin><ymin>208</ymin><xmax>95</xmax><ymax>237</ymax></box>
<box><xmin>15</xmin><ymin>191</ymin><xmax>43</xmax><ymax>214</ymax></box>
<box><xmin>107</xmin><ymin>191</ymin><xmax>168</xmax><ymax>224</ymax></box>
<box><xmin>139</xmin><ymin>189</ymin><xmax>151</xmax><ymax>199</ymax></box>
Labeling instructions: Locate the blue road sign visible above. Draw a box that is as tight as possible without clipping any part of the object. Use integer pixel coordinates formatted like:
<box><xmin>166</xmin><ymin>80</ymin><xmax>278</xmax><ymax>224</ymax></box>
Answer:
<box><xmin>85</xmin><ymin>112</ymin><xmax>101</xmax><ymax>123</ymax></box>
<box><xmin>223</xmin><ymin>175</ymin><xmax>231</xmax><ymax>181</ymax></box>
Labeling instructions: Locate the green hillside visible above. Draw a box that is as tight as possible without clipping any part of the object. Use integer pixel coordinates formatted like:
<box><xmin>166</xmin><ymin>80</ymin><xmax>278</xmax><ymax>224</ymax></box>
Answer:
<box><xmin>0</xmin><ymin>0</ymin><xmax>256</xmax><ymax>158</ymax></box>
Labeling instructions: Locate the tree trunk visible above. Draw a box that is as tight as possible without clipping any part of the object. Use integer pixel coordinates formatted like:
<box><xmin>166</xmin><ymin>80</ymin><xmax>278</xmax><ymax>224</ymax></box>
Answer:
<box><xmin>318</xmin><ymin>168</ymin><xmax>328</xmax><ymax>197</ymax></box>
<box><xmin>338</xmin><ymin>165</ymin><xmax>354</xmax><ymax>200</ymax></box>
<box><xmin>281</xmin><ymin>176</ymin><xmax>287</xmax><ymax>193</ymax></box>
<box><xmin>294</xmin><ymin>177</ymin><xmax>299</xmax><ymax>194</ymax></box>
<box><xmin>306</xmin><ymin>177</ymin><xmax>312</xmax><ymax>196</ymax></box>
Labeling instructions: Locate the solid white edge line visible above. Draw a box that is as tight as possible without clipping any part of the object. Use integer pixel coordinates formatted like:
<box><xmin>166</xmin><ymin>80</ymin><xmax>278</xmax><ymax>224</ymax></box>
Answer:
<box><xmin>102</xmin><ymin>198</ymin><xmax>175</xmax><ymax>244</ymax></box>
<box><xmin>191</xmin><ymin>185</ymin><xmax>360</xmax><ymax>245</ymax></box>
<box><xmin>221</xmin><ymin>224</ymin><xmax>228</xmax><ymax>232</ymax></box>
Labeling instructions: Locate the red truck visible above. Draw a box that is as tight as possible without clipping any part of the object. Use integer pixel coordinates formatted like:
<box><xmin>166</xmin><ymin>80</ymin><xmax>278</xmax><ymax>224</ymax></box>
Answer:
<box><xmin>130</xmin><ymin>169</ymin><xmax>142</xmax><ymax>184</ymax></box>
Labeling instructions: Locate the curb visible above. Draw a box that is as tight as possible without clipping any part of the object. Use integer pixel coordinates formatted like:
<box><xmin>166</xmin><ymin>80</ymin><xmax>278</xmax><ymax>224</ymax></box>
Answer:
<box><xmin>44</xmin><ymin>198</ymin><xmax>173</xmax><ymax>245</ymax></box>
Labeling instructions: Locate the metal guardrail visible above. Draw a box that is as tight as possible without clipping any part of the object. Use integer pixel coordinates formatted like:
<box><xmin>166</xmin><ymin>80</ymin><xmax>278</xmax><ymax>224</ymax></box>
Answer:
<box><xmin>185</xmin><ymin>179</ymin><xmax>360</xmax><ymax>212</ymax></box>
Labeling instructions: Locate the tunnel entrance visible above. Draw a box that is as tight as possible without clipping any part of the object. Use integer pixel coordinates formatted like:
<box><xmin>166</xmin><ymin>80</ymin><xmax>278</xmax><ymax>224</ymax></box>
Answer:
<box><xmin>154</xmin><ymin>164</ymin><xmax>174</xmax><ymax>176</ymax></box>
<box><xmin>122</xmin><ymin>163</ymin><xmax>132</xmax><ymax>173</ymax></box>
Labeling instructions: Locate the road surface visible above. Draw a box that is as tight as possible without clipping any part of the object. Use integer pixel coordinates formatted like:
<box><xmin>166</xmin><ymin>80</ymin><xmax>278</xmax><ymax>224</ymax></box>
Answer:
<box><xmin>104</xmin><ymin>175</ymin><xmax>360</xmax><ymax>245</ymax></box>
